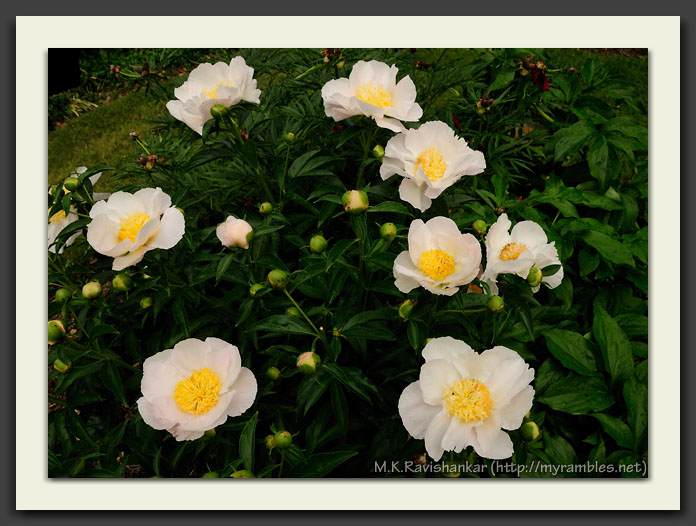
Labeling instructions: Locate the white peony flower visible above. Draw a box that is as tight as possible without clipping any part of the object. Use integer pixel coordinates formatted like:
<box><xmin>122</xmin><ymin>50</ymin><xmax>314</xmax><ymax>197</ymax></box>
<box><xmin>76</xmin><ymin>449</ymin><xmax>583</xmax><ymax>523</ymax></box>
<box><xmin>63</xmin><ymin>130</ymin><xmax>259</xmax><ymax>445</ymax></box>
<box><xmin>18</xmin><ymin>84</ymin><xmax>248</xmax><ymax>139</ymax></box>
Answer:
<box><xmin>86</xmin><ymin>187</ymin><xmax>185</xmax><ymax>271</ymax></box>
<box><xmin>166</xmin><ymin>57</ymin><xmax>261</xmax><ymax>135</ymax></box>
<box><xmin>48</xmin><ymin>206</ymin><xmax>80</xmax><ymax>254</ymax></box>
<box><xmin>216</xmin><ymin>216</ymin><xmax>253</xmax><ymax>249</ymax></box>
<box><xmin>137</xmin><ymin>337</ymin><xmax>257</xmax><ymax>441</ymax></box>
<box><xmin>380</xmin><ymin>121</ymin><xmax>486</xmax><ymax>212</ymax></box>
<box><xmin>393</xmin><ymin>217</ymin><xmax>481</xmax><ymax>296</ymax></box>
<box><xmin>481</xmin><ymin>213</ymin><xmax>563</xmax><ymax>294</ymax></box>
<box><xmin>321</xmin><ymin>60</ymin><xmax>422</xmax><ymax>133</ymax></box>
<box><xmin>398</xmin><ymin>337</ymin><xmax>535</xmax><ymax>461</ymax></box>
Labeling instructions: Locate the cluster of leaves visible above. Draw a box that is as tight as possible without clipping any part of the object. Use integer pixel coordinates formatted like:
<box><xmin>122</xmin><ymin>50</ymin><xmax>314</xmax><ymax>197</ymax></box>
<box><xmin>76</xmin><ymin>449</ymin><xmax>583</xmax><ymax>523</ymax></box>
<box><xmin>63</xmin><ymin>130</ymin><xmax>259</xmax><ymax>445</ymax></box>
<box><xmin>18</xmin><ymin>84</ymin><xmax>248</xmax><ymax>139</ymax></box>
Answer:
<box><xmin>48</xmin><ymin>48</ymin><xmax>647</xmax><ymax>478</ymax></box>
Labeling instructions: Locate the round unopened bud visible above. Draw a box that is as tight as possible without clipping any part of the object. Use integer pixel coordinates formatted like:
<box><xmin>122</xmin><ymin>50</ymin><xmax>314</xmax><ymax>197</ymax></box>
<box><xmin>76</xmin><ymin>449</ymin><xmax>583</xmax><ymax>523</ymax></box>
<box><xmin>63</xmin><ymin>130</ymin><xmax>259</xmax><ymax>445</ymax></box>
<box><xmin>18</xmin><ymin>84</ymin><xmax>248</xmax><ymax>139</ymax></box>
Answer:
<box><xmin>342</xmin><ymin>190</ymin><xmax>369</xmax><ymax>215</ymax></box>
<box><xmin>140</xmin><ymin>296</ymin><xmax>153</xmax><ymax>309</ymax></box>
<box><xmin>230</xmin><ymin>470</ymin><xmax>256</xmax><ymax>478</ymax></box>
<box><xmin>476</xmin><ymin>107</ymin><xmax>486</xmax><ymax>116</ymax></box>
<box><xmin>526</xmin><ymin>267</ymin><xmax>543</xmax><ymax>288</ymax></box>
<box><xmin>204</xmin><ymin>428</ymin><xmax>216</xmax><ymax>438</ymax></box>
<box><xmin>48</xmin><ymin>320</ymin><xmax>66</xmax><ymax>344</ymax></box>
<box><xmin>210</xmin><ymin>104</ymin><xmax>229</xmax><ymax>119</ymax></box>
<box><xmin>267</xmin><ymin>269</ymin><xmax>288</xmax><ymax>289</ymax></box>
<box><xmin>54</xmin><ymin>288</ymin><xmax>71</xmax><ymax>303</ymax></box>
<box><xmin>486</xmin><ymin>295</ymin><xmax>504</xmax><ymax>312</ymax></box>
<box><xmin>520</xmin><ymin>421</ymin><xmax>540</xmax><ymax>441</ymax></box>
<box><xmin>265</xmin><ymin>434</ymin><xmax>276</xmax><ymax>450</ymax></box>
<box><xmin>249</xmin><ymin>283</ymin><xmax>265</xmax><ymax>297</ymax></box>
<box><xmin>398</xmin><ymin>299</ymin><xmax>416</xmax><ymax>320</ymax></box>
<box><xmin>266</xmin><ymin>366</ymin><xmax>281</xmax><ymax>381</ymax></box>
<box><xmin>285</xmin><ymin>306</ymin><xmax>301</xmax><ymax>318</ymax></box>
<box><xmin>82</xmin><ymin>281</ymin><xmax>102</xmax><ymax>300</ymax></box>
<box><xmin>297</xmin><ymin>351</ymin><xmax>321</xmax><ymax>375</ymax></box>
<box><xmin>442</xmin><ymin>459</ymin><xmax>462</xmax><ymax>478</ymax></box>
<box><xmin>336</xmin><ymin>59</ymin><xmax>346</xmax><ymax>70</ymax></box>
<box><xmin>380</xmin><ymin>222</ymin><xmax>397</xmax><ymax>241</ymax></box>
<box><xmin>259</xmin><ymin>202</ymin><xmax>273</xmax><ymax>216</ymax></box>
<box><xmin>473</xmin><ymin>219</ymin><xmax>488</xmax><ymax>235</ymax></box>
<box><xmin>53</xmin><ymin>358</ymin><xmax>71</xmax><ymax>374</ymax></box>
<box><xmin>63</xmin><ymin>176</ymin><xmax>80</xmax><ymax>192</ymax></box>
<box><xmin>217</xmin><ymin>217</ymin><xmax>253</xmax><ymax>250</ymax></box>
<box><xmin>309</xmin><ymin>235</ymin><xmax>328</xmax><ymax>254</ymax></box>
<box><xmin>372</xmin><ymin>144</ymin><xmax>385</xmax><ymax>160</ymax></box>
<box><xmin>202</xmin><ymin>471</ymin><xmax>220</xmax><ymax>478</ymax></box>
<box><xmin>112</xmin><ymin>273</ymin><xmax>132</xmax><ymax>292</ymax></box>
<box><xmin>274</xmin><ymin>431</ymin><xmax>292</xmax><ymax>449</ymax></box>
<box><xmin>284</xmin><ymin>132</ymin><xmax>295</xmax><ymax>143</ymax></box>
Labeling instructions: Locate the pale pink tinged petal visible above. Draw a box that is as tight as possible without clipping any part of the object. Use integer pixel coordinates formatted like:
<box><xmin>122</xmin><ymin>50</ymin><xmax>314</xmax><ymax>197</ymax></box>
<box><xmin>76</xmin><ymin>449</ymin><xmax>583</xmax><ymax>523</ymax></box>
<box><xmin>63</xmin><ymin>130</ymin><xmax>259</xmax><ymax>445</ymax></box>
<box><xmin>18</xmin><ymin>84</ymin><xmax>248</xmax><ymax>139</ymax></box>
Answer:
<box><xmin>422</xmin><ymin>336</ymin><xmax>475</xmax><ymax>363</ymax></box>
<box><xmin>204</xmin><ymin>337</ymin><xmax>242</xmax><ymax>387</ymax></box>
<box><xmin>374</xmin><ymin>116</ymin><xmax>406</xmax><ymax>133</ymax></box>
<box><xmin>399</xmin><ymin>178</ymin><xmax>431</xmax><ymax>212</ymax></box>
<box><xmin>137</xmin><ymin>397</ymin><xmax>175</xmax><ymax>431</ymax></box>
<box><xmin>474</xmin><ymin>429</ymin><xmax>513</xmax><ymax>460</ymax></box>
<box><xmin>500</xmin><ymin>385</ymin><xmax>535</xmax><ymax>430</ymax></box>
<box><xmin>424</xmin><ymin>216</ymin><xmax>463</xmax><ymax>240</ymax></box>
<box><xmin>112</xmin><ymin>246</ymin><xmax>149</xmax><ymax>271</ymax></box>
<box><xmin>179</xmin><ymin>392</ymin><xmax>233</xmax><ymax>431</ymax></box>
<box><xmin>170</xmin><ymin>338</ymin><xmax>211</xmax><ymax>376</ymax></box>
<box><xmin>224</xmin><ymin>368</ymin><xmax>258</xmax><ymax>417</ymax></box>
<box><xmin>148</xmin><ymin>208</ymin><xmax>185</xmax><ymax>250</ymax></box>
<box><xmin>511</xmin><ymin>220</ymin><xmax>549</xmax><ymax>249</ymax></box>
<box><xmin>407</xmin><ymin>218</ymin><xmax>430</xmax><ymax>266</ymax></box>
<box><xmin>398</xmin><ymin>382</ymin><xmax>441</xmax><ymax>439</ymax></box>
<box><xmin>141</xmin><ymin>351</ymin><xmax>184</xmax><ymax>400</ymax></box>
<box><xmin>419</xmin><ymin>359</ymin><xmax>460</xmax><ymax>406</ymax></box>
<box><xmin>424</xmin><ymin>410</ymin><xmax>451</xmax><ymax>461</ymax></box>
<box><xmin>441</xmin><ymin>416</ymin><xmax>475</xmax><ymax>453</ymax></box>
<box><xmin>172</xmin><ymin>428</ymin><xmax>205</xmax><ymax>442</ymax></box>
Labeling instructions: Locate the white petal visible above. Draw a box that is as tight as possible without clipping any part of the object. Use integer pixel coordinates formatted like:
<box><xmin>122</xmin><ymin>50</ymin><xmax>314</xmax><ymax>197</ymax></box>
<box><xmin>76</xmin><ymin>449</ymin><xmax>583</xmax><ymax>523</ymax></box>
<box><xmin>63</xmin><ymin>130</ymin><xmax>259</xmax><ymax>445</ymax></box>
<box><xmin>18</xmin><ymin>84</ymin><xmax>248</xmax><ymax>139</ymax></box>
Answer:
<box><xmin>419</xmin><ymin>359</ymin><xmax>460</xmax><ymax>406</ymax></box>
<box><xmin>424</xmin><ymin>410</ymin><xmax>451</xmax><ymax>461</ymax></box>
<box><xmin>224</xmin><ymin>368</ymin><xmax>258</xmax><ymax>417</ymax></box>
<box><xmin>134</xmin><ymin>187</ymin><xmax>172</xmax><ymax>217</ymax></box>
<box><xmin>441</xmin><ymin>416</ymin><xmax>475</xmax><ymax>453</ymax></box>
<box><xmin>374</xmin><ymin>116</ymin><xmax>407</xmax><ymax>133</ymax></box>
<box><xmin>486</xmin><ymin>213</ymin><xmax>512</xmax><ymax>254</ymax></box>
<box><xmin>474</xmin><ymin>429</ymin><xmax>513</xmax><ymax>460</ymax></box>
<box><xmin>112</xmin><ymin>246</ymin><xmax>149</xmax><ymax>271</ymax></box>
<box><xmin>148</xmin><ymin>208</ymin><xmax>185</xmax><ymax>250</ymax></box>
<box><xmin>511</xmin><ymin>220</ymin><xmax>548</xmax><ymax>249</ymax></box>
<box><xmin>204</xmin><ymin>337</ymin><xmax>242</xmax><ymax>388</ymax></box>
<box><xmin>500</xmin><ymin>385</ymin><xmax>535</xmax><ymax>430</ymax></box>
<box><xmin>422</xmin><ymin>336</ymin><xmax>475</xmax><ymax>363</ymax></box>
<box><xmin>399</xmin><ymin>178</ymin><xmax>431</xmax><ymax>212</ymax></box>
<box><xmin>398</xmin><ymin>381</ymin><xmax>441</xmax><ymax>439</ymax></box>
<box><xmin>169</xmin><ymin>338</ymin><xmax>210</xmax><ymax>376</ymax></box>
<box><xmin>137</xmin><ymin>397</ymin><xmax>175</xmax><ymax>431</ymax></box>
<box><xmin>474</xmin><ymin>412</ymin><xmax>502</xmax><ymax>451</ymax></box>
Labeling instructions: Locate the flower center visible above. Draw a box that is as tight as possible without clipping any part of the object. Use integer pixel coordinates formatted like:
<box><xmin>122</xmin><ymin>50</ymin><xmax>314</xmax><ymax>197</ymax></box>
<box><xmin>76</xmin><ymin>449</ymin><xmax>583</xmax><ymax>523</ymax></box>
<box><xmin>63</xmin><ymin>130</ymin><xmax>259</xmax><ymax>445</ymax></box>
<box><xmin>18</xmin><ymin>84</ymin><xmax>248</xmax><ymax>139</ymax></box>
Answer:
<box><xmin>355</xmin><ymin>82</ymin><xmax>392</xmax><ymax>108</ymax></box>
<box><xmin>118</xmin><ymin>212</ymin><xmax>150</xmax><ymax>243</ymax></box>
<box><xmin>443</xmin><ymin>378</ymin><xmax>493</xmax><ymax>423</ymax></box>
<box><xmin>419</xmin><ymin>249</ymin><xmax>456</xmax><ymax>281</ymax></box>
<box><xmin>415</xmin><ymin>147</ymin><xmax>448</xmax><ymax>182</ymax></box>
<box><xmin>499</xmin><ymin>242</ymin><xmax>528</xmax><ymax>261</ymax></box>
<box><xmin>49</xmin><ymin>210</ymin><xmax>67</xmax><ymax>224</ymax></box>
<box><xmin>203</xmin><ymin>81</ymin><xmax>235</xmax><ymax>99</ymax></box>
<box><xmin>173</xmin><ymin>368</ymin><xmax>222</xmax><ymax>415</ymax></box>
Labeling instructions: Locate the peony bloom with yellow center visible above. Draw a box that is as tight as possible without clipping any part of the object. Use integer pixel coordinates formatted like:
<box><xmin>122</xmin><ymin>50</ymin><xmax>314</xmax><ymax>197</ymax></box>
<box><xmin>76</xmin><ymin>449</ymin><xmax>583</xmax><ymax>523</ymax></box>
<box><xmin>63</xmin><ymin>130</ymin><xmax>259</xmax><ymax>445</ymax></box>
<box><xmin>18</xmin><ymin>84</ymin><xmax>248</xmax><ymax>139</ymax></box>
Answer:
<box><xmin>216</xmin><ymin>216</ymin><xmax>253</xmax><ymax>249</ymax></box>
<box><xmin>86</xmin><ymin>188</ymin><xmax>185</xmax><ymax>271</ymax></box>
<box><xmin>481</xmin><ymin>213</ymin><xmax>563</xmax><ymax>294</ymax></box>
<box><xmin>398</xmin><ymin>337</ymin><xmax>535</xmax><ymax>460</ymax></box>
<box><xmin>380</xmin><ymin>121</ymin><xmax>486</xmax><ymax>212</ymax></box>
<box><xmin>48</xmin><ymin>206</ymin><xmax>80</xmax><ymax>254</ymax></box>
<box><xmin>166</xmin><ymin>57</ymin><xmax>261</xmax><ymax>135</ymax></box>
<box><xmin>321</xmin><ymin>60</ymin><xmax>422</xmax><ymax>133</ymax></box>
<box><xmin>393</xmin><ymin>217</ymin><xmax>481</xmax><ymax>296</ymax></box>
<box><xmin>137</xmin><ymin>337</ymin><xmax>257</xmax><ymax>441</ymax></box>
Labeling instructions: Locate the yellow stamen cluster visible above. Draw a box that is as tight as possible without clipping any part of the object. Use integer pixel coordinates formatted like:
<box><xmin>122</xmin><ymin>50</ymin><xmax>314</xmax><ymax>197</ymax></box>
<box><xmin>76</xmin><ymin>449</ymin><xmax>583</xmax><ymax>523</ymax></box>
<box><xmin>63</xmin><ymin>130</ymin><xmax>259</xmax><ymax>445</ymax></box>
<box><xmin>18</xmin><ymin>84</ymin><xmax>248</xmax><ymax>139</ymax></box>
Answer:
<box><xmin>173</xmin><ymin>368</ymin><xmax>222</xmax><ymax>415</ymax></box>
<box><xmin>355</xmin><ymin>82</ymin><xmax>392</xmax><ymax>108</ymax></box>
<box><xmin>415</xmin><ymin>147</ymin><xmax>448</xmax><ymax>182</ymax></box>
<box><xmin>49</xmin><ymin>210</ymin><xmax>67</xmax><ymax>224</ymax></box>
<box><xmin>118</xmin><ymin>212</ymin><xmax>150</xmax><ymax>243</ymax></box>
<box><xmin>419</xmin><ymin>250</ymin><xmax>456</xmax><ymax>281</ymax></box>
<box><xmin>499</xmin><ymin>242</ymin><xmax>528</xmax><ymax>261</ymax></box>
<box><xmin>203</xmin><ymin>81</ymin><xmax>235</xmax><ymax>100</ymax></box>
<box><xmin>443</xmin><ymin>378</ymin><xmax>493</xmax><ymax>423</ymax></box>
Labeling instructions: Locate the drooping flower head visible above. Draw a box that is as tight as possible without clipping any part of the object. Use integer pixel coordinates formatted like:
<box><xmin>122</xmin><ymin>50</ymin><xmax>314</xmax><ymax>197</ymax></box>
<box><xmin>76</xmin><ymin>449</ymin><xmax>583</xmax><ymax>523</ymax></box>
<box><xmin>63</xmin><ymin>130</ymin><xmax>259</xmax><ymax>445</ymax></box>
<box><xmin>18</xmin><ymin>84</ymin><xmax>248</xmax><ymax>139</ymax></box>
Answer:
<box><xmin>137</xmin><ymin>337</ymin><xmax>257</xmax><ymax>441</ymax></box>
<box><xmin>86</xmin><ymin>188</ymin><xmax>185</xmax><ymax>271</ymax></box>
<box><xmin>398</xmin><ymin>337</ymin><xmax>535</xmax><ymax>460</ymax></box>
<box><xmin>481</xmin><ymin>213</ymin><xmax>563</xmax><ymax>294</ymax></box>
<box><xmin>216</xmin><ymin>216</ymin><xmax>253</xmax><ymax>249</ymax></box>
<box><xmin>321</xmin><ymin>60</ymin><xmax>422</xmax><ymax>133</ymax></box>
<box><xmin>380</xmin><ymin>121</ymin><xmax>486</xmax><ymax>212</ymax></box>
<box><xmin>166</xmin><ymin>57</ymin><xmax>261</xmax><ymax>135</ymax></box>
<box><xmin>393</xmin><ymin>217</ymin><xmax>481</xmax><ymax>296</ymax></box>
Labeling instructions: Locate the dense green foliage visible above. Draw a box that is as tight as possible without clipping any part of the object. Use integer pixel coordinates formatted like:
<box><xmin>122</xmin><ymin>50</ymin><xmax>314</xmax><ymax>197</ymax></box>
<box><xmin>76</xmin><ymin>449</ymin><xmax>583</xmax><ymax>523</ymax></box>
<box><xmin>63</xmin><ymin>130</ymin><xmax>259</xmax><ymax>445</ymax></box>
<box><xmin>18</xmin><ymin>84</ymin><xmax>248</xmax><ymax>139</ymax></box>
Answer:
<box><xmin>48</xmin><ymin>48</ymin><xmax>647</xmax><ymax>478</ymax></box>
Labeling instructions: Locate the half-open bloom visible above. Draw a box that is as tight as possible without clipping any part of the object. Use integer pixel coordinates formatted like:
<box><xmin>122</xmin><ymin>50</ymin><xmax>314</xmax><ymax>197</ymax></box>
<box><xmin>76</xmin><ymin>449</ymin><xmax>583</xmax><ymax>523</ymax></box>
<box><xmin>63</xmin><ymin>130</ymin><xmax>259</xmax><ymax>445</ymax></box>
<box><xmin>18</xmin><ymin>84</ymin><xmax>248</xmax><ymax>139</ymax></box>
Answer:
<box><xmin>398</xmin><ymin>337</ymin><xmax>535</xmax><ymax>460</ymax></box>
<box><xmin>216</xmin><ymin>216</ymin><xmax>253</xmax><ymax>249</ymax></box>
<box><xmin>393</xmin><ymin>217</ymin><xmax>481</xmax><ymax>296</ymax></box>
<box><xmin>166</xmin><ymin>57</ymin><xmax>261</xmax><ymax>135</ymax></box>
<box><xmin>137</xmin><ymin>337</ymin><xmax>257</xmax><ymax>441</ymax></box>
<box><xmin>481</xmin><ymin>213</ymin><xmax>563</xmax><ymax>294</ymax></box>
<box><xmin>87</xmin><ymin>188</ymin><xmax>185</xmax><ymax>271</ymax></box>
<box><xmin>380</xmin><ymin>121</ymin><xmax>485</xmax><ymax>212</ymax></box>
<box><xmin>48</xmin><ymin>206</ymin><xmax>79</xmax><ymax>254</ymax></box>
<box><xmin>321</xmin><ymin>60</ymin><xmax>422</xmax><ymax>133</ymax></box>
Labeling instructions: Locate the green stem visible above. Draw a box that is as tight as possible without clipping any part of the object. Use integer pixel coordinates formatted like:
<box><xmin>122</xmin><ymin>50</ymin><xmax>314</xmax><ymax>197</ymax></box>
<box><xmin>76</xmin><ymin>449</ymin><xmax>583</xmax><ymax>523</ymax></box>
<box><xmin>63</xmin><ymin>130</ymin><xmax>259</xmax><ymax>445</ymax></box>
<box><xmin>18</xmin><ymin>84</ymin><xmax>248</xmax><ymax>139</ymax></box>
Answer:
<box><xmin>283</xmin><ymin>289</ymin><xmax>329</xmax><ymax>350</ymax></box>
<box><xmin>536</xmin><ymin>106</ymin><xmax>555</xmax><ymax>123</ymax></box>
<box><xmin>255</xmin><ymin>167</ymin><xmax>276</xmax><ymax>206</ymax></box>
<box><xmin>355</xmin><ymin>127</ymin><xmax>378</xmax><ymax>189</ymax></box>
<box><xmin>278</xmin><ymin>451</ymin><xmax>286</xmax><ymax>477</ymax></box>
<box><xmin>280</xmin><ymin>143</ymin><xmax>291</xmax><ymax>203</ymax></box>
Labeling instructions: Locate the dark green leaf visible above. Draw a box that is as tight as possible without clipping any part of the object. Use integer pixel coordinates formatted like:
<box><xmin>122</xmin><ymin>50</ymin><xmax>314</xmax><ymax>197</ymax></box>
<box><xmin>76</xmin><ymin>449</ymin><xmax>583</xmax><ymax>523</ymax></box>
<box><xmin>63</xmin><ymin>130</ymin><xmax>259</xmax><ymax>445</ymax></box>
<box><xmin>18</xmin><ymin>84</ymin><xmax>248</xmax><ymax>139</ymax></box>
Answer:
<box><xmin>593</xmin><ymin>305</ymin><xmax>634</xmax><ymax>383</ymax></box>
<box><xmin>100</xmin><ymin>361</ymin><xmax>128</xmax><ymax>406</ymax></box>
<box><xmin>247</xmin><ymin>315</ymin><xmax>316</xmax><ymax>336</ymax></box>
<box><xmin>543</xmin><ymin>329</ymin><xmax>600</xmax><ymax>376</ymax></box>
<box><xmin>239</xmin><ymin>412</ymin><xmax>258</xmax><ymax>473</ymax></box>
<box><xmin>592</xmin><ymin>414</ymin><xmax>634</xmax><ymax>449</ymax></box>
<box><xmin>582</xmin><ymin>231</ymin><xmax>634</xmax><ymax>267</ymax></box>
<box><xmin>537</xmin><ymin>374</ymin><xmax>614</xmax><ymax>414</ymax></box>
<box><xmin>553</xmin><ymin>120</ymin><xmax>596</xmax><ymax>162</ymax></box>
<box><xmin>292</xmin><ymin>450</ymin><xmax>358</xmax><ymax>478</ymax></box>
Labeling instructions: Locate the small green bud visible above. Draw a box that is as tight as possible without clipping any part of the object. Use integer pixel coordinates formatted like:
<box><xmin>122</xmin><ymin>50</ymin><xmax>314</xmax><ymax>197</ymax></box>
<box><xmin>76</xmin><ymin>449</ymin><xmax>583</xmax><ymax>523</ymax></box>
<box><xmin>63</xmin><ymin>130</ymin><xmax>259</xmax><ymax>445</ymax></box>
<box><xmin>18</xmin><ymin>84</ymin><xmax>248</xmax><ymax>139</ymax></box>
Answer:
<box><xmin>48</xmin><ymin>320</ymin><xmax>66</xmax><ymax>344</ymax></box>
<box><xmin>63</xmin><ymin>176</ymin><xmax>80</xmax><ymax>192</ymax></box>
<box><xmin>245</xmin><ymin>230</ymin><xmax>255</xmax><ymax>245</ymax></box>
<box><xmin>309</xmin><ymin>235</ymin><xmax>328</xmax><ymax>254</ymax></box>
<box><xmin>230</xmin><ymin>470</ymin><xmax>256</xmax><ymax>478</ymax></box>
<box><xmin>267</xmin><ymin>269</ymin><xmax>288</xmax><ymax>289</ymax></box>
<box><xmin>486</xmin><ymin>295</ymin><xmax>504</xmax><ymax>312</ymax></box>
<box><xmin>82</xmin><ymin>280</ymin><xmax>102</xmax><ymax>300</ymax></box>
<box><xmin>336</xmin><ymin>59</ymin><xmax>346</xmax><ymax>70</ymax></box>
<box><xmin>54</xmin><ymin>288</ymin><xmax>71</xmax><ymax>303</ymax></box>
<box><xmin>210</xmin><ymin>104</ymin><xmax>229</xmax><ymax>119</ymax></box>
<box><xmin>297</xmin><ymin>351</ymin><xmax>321</xmax><ymax>375</ymax></box>
<box><xmin>249</xmin><ymin>283</ymin><xmax>265</xmax><ymax>297</ymax></box>
<box><xmin>285</xmin><ymin>306</ymin><xmax>301</xmax><ymax>318</ymax></box>
<box><xmin>526</xmin><ymin>267</ymin><xmax>543</xmax><ymax>288</ymax></box>
<box><xmin>342</xmin><ymin>190</ymin><xmax>369</xmax><ymax>215</ymax></box>
<box><xmin>380</xmin><ymin>222</ymin><xmax>397</xmax><ymax>241</ymax></box>
<box><xmin>442</xmin><ymin>459</ymin><xmax>462</xmax><ymax>478</ymax></box>
<box><xmin>398</xmin><ymin>299</ymin><xmax>416</xmax><ymax>320</ymax></box>
<box><xmin>202</xmin><ymin>471</ymin><xmax>221</xmax><ymax>478</ymax></box>
<box><xmin>266</xmin><ymin>366</ymin><xmax>281</xmax><ymax>381</ymax></box>
<box><xmin>140</xmin><ymin>296</ymin><xmax>153</xmax><ymax>309</ymax></box>
<box><xmin>265</xmin><ymin>434</ymin><xmax>276</xmax><ymax>450</ymax></box>
<box><xmin>520</xmin><ymin>421</ymin><xmax>540</xmax><ymax>441</ymax></box>
<box><xmin>473</xmin><ymin>219</ymin><xmax>488</xmax><ymax>235</ymax></box>
<box><xmin>476</xmin><ymin>106</ymin><xmax>486</xmax><ymax>116</ymax></box>
<box><xmin>112</xmin><ymin>273</ymin><xmax>132</xmax><ymax>292</ymax></box>
<box><xmin>283</xmin><ymin>132</ymin><xmax>296</xmax><ymax>143</ymax></box>
<box><xmin>259</xmin><ymin>202</ymin><xmax>273</xmax><ymax>216</ymax></box>
<box><xmin>372</xmin><ymin>144</ymin><xmax>385</xmax><ymax>160</ymax></box>
<box><xmin>53</xmin><ymin>358</ymin><xmax>71</xmax><ymax>374</ymax></box>
<box><xmin>274</xmin><ymin>431</ymin><xmax>292</xmax><ymax>449</ymax></box>
<box><xmin>204</xmin><ymin>428</ymin><xmax>216</xmax><ymax>438</ymax></box>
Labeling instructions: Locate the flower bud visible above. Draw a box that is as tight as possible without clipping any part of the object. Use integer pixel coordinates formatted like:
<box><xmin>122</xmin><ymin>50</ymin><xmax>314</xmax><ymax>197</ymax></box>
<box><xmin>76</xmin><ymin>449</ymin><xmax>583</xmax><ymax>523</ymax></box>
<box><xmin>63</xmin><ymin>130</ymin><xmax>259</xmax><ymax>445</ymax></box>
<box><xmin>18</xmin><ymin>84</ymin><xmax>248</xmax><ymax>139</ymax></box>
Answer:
<box><xmin>202</xmin><ymin>471</ymin><xmax>220</xmax><ymax>478</ymax></box>
<box><xmin>267</xmin><ymin>269</ymin><xmax>288</xmax><ymax>289</ymax></box>
<box><xmin>54</xmin><ymin>288</ymin><xmax>72</xmax><ymax>303</ymax></box>
<box><xmin>283</xmin><ymin>132</ymin><xmax>295</xmax><ymax>144</ymax></box>
<box><xmin>520</xmin><ymin>421</ymin><xmax>540</xmax><ymax>441</ymax></box>
<box><xmin>210</xmin><ymin>104</ymin><xmax>229</xmax><ymax>119</ymax></box>
<box><xmin>336</xmin><ymin>59</ymin><xmax>346</xmax><ymax>70</ymax></box>
<box><xmin>53</xmin><ymin>358</ymin><xmax>71</xmax><ymax>373</ymax></box>
<box><xmin>486</xmin><ymin>295</ymin><xmax>504</xmax><ymax>312</ymax></box>
<box><xmin>342</xmin><ymin>190</ymin><xmax>369</xmax><ymax>215</ymax></box>
<box><xmin>398</xmin><ymin>299</ymin><xmax>416</xmax><ymax>320</ymax></box>
<box><xmin>217</xmin><ymin>217</ymin><xmax>253</xmax><ymax>250</ymax></box>
<box><xmin>48</xmin><ymin>320</ymin><xmax>66</xmax><ymax>344</ymax></box>
<box><xmin>63</xmin><ymin>176</ymin><xmax>80</xmax><ymax>192</ymax></box>
<box><xmin>140</xmin><ymin>296</ymin><xmax>153</xmax><ymax>309</ymax></box>
<box><xmin>476</xmin><ymin>107</ymin><xmax>486</xmax><ymax>116</ymax></box>
<box><xmin>82</xmin><ymin>281</ymin><xmax>102</xmax><ymax>300</ymax></box>
<box><xmin>285</xmin><ymin>306</ymin><xmax>301</xmax><ymax>318</ymax></box>
<box><xmin>112</xmin><ymin>273</ymin><xmax>132</xmax><ymax>292</ymax></box>
<box><xmin>274</xmin><ymin>430</ymin><xmax>292</xmax><ymax>449</ymax></box>
<box><xmin>442</xmin><ymin>459</ymin><xmax>462</xmax><ymax>478</ymax></box>
<box><xmin>204</xmin><ymin>428</ymin><xmax>216</xmax><ymax>438</ymax></box>
<box><xmin>265</xmin><ymin>434</ymin><xmax>276</xmax><ymax>450</ymax></box>
<box><xmin>372</xmin><ymin>144</ymin><xmax>385</xmax><ymax>160</ymax></box>
<box><xmin>526</xmin><ymin>267</ymin><xmax>543</xmax><ymax>288</ymax></box>
<box><xmin>266</xmin><ymin>366</ymin><xmax>281</xmax><ymax>381</ymax></box>
<box><xmin>297</xmin><ymin>351</ymin><xmax>321</xmax><ymax>375</ymax></box>
<box><xmin>249</xmin><ymin>283</ymin><xmax>265</xmax><ymax>297</ymax></box>
<box><xmin>230</xmin><ymin>470</ymin><xmax>256</xmax><ymax>478</ymax></box>
<box><xmin>309</xmin><ymin>235</ymin><xmax>328</xmax><ymax>254</ymax></box>
<box><xmin>473</xmin><ymin>219</ymin><xmax>488</xmax><ymax>235</ymax></box>
<box><xmin>258</xmin><ymin>202</ymin><xmax>273</xmax><ymax>216</ymax></box>
<box><xmin>380</xmin><ymin>222</ymin><xmax>397</xmax><ymax>241</ymax></box>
